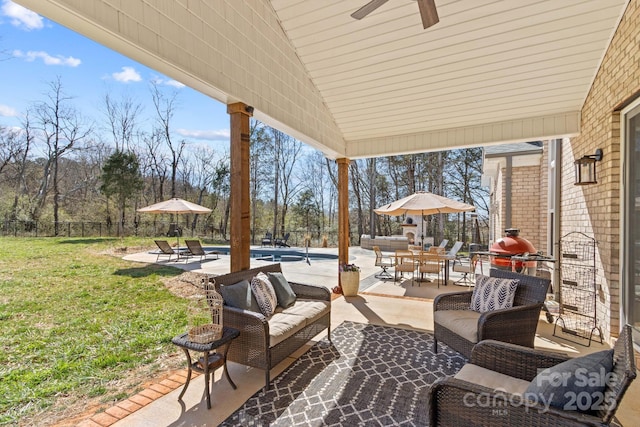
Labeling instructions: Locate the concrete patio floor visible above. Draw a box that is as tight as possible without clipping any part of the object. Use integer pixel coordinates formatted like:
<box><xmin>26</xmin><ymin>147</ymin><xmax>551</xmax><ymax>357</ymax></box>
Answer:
<box><xmin>104</xmin><ymin>245</ymin><xmax>639</xmax><ymax>426</ymax></box>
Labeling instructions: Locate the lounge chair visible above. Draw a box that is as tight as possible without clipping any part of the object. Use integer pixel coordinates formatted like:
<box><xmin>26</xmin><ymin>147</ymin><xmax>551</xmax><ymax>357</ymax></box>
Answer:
<box><xmin>275</xmin><ymin>232</ymin><xmax>290</xmax><ymax>247</ymax></box>
<box><xmin>261</xmin><ymin>232</ymin><xmax>273</xmax><ymax>247</ymax></box>
<box><xmin>183</xmin><ymin>240</ymin><xmax>220</xmax><ymax>262</ymax></box>
<box><xmin>154</xmin><ymin>240</ymin><xmax>179</xmax><ymax>262</ymax></box>
<box><xmin>447</xmin><ymin>240</ymin><xmax>463</xmax><ymax>257</ymax></box>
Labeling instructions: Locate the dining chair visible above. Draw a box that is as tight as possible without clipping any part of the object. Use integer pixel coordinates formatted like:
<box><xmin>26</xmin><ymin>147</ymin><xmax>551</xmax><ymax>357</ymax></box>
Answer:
<box><xmin>394</xmin><ymin>250</ymin><xmax>417</xmax><ymax>283</ymax></box>
<box><xmin>418</xmin><ymin>251</ymin><xmax>443</xmax><ymax>287</ymax></box>
<box><xmin>373</xmin><ymin>246</ymin><xmax>394</xmax><ymax>280</ymax></box>
<box><xmin>451</xmin><ymin>254</ymin><xmax>478</xmax><ymax>287</ymax></box>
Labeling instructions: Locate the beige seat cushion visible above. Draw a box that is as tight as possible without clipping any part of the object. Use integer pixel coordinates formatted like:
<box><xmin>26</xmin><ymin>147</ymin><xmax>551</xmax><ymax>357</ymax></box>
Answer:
<box><xmin>268</xmin><ymin>313</ymin><xmax>307</xmax><ymax>347</ymax></box>
<box><xmin>454</xmin><ymin>363</ymin><xmax>530</xmax><ymax>395</ymax></box>
<box><xmin>280</xmin><ymin>299</ymin><xmax>330</xmax><ymax>324</ymax></box>
<box><xmin>268</xmin><ymin>300</ymin><xmax>330</xmax><ymax>347</ymax></box>
<box><xmin>434</xmin><ymin>310</ymin><xmax>481</xmax><ymax>343</ymax></box>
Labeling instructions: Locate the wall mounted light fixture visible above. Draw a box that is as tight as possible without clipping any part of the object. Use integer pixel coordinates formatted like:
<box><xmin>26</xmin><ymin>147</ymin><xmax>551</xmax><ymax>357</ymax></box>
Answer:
<box><xmin>574</xmin><ymin>148</ymin><xmax>603</xmax><ymax>185</ymax></box>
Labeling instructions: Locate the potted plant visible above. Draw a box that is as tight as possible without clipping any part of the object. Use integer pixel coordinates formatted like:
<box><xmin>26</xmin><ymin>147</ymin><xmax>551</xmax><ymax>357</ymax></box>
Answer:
<box><xmin>338</xmin><ymin>263</ymin><xmax>361</xmax><ymax>296</ymax></box>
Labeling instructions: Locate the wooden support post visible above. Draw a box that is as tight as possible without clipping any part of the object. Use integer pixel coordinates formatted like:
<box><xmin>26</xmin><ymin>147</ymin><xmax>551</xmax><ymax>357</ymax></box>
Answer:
<box><xmin>337</xmin><ymin>158</ymin><xmax>350</xmax><ymax>284</ymax></box>
<box><xmin>227</xmin><ymin>102</ymin><xmax>253</xmax><ymax>272</ymax></box>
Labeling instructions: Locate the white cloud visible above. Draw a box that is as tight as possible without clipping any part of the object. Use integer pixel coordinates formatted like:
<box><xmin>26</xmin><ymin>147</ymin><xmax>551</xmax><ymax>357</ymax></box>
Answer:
<box><xmin>0</xmin><ymin>104</ymin><xmax>18</xmax><ymax>117</ymax></box>
<box><xmin>150</xmin><ymin>75</ymin><xmax>185</xmax><ymax>88</ymax></box>
<box><xmin>13</xmin><ymin>49</ymin><xmax>81</xmax><ymax>67</ymax></box>
<box><xmin>176</xmin><ymin>128</ymin><xmax>230</xmax><ymax>141</ymax></box>
<box><xmin>165</xmin><ymin>79</ymin><xmax>185</xmax><ymax>88</ymax></box>
<box><xmin>112</xmin><ymin>66</ymin><xmax>142</xmax><ymax>83</ymax></box>
<box><xmin>2</xmin><ymin>0</ymin><xmax>44</xmax><ymax>30</ymax></box>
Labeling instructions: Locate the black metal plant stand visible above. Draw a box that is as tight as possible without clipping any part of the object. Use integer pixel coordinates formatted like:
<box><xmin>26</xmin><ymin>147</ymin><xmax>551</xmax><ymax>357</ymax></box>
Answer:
<box><xmin>554</xmin><ymin>232</ymin><xmax>603</xmax><ymax>346</ymax></box>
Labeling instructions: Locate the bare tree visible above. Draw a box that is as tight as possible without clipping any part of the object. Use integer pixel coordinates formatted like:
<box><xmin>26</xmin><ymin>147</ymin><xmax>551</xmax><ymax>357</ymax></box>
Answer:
<box><xmin>31</xmin><ymin>77</ymin><xmax>92</xmax><ymax>234</ymax></box>
<box><xmin>0</xmin><ymin>126</ymin><xmax>15</xmax><ymax>175</ymax></box>
<box><xmin>142</xmin><ymin>129</ymin><xmax>169</xmax><ymax>204</ymax></box>
<box><xmin>270</xmin><ymin>129</ymin><xmax>302</xmax><ymax>236</ymax></box>
<box><xmin>103</xmin><ymin>92</ymin><xmax>143</xmax><ymax>152</ymax></box>
<box><xmin>300</xmin><ymin>151</ymin><xmax>332</xmax><ymax>236</ymax></box>
<box><xmin>150</xmin><ymin>81</ymin><xmax>184</xmax><ymax>199</ymax></box>
<box><xmin>249</xmin><ymin>120</ymin><xmax>271</xmax><ymax>242</ymax></box>
<box><xmin>186</xmin><ymin>146</ymin><xmax>217</xmax><ymax>232</ymax></box>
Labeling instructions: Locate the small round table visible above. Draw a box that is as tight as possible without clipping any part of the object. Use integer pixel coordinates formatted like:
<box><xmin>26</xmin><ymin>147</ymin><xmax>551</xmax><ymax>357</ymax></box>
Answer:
<box><xmin>171</xmin><ymin>326</ymin><xmax>240</xmax><ymax>409</ymax></box>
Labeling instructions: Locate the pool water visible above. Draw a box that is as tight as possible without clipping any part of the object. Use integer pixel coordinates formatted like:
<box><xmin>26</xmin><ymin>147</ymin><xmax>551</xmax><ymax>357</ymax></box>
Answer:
<box><xmin>205</xmin><ymin>247</ymin><xmax>338</xmax><ymax>262</ymax></box>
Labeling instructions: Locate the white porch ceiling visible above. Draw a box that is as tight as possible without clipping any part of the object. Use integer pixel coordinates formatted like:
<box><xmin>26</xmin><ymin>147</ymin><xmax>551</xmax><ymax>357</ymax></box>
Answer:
<box><xmin>16</xmin><ymin>0</ymin><xmax>628</xmax><ymax>159</ymax></box>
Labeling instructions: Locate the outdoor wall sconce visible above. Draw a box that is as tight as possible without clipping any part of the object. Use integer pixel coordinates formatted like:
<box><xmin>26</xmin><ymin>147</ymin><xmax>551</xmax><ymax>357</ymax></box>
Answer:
<box><xmin>574</xmin><ymin>148</ymin><xmax>603</xmax><ymax>185</ymax></box>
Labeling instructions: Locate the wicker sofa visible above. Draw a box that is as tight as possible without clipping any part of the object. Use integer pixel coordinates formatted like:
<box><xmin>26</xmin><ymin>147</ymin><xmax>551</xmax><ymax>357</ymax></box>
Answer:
<box><xmin>212</xmin><ymin>263</ymin><xmax>331</xmax><ymax>390</ymax></box>
<box><xmin>433</xmin><ymin>269</ymin><xmax>550</xmax><ymax>358</ymax></box>
<box><xmin>428</xmin><ymin>325</ymin><xmax>637</xmax><ymax>426</ymax></box>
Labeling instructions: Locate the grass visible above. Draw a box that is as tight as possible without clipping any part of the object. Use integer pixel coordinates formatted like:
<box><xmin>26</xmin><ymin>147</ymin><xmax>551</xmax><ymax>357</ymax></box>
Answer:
<box><xmin>0</xmin><ymin>237</ymin><xmax>190</xmax><ymax>426</ymax></box>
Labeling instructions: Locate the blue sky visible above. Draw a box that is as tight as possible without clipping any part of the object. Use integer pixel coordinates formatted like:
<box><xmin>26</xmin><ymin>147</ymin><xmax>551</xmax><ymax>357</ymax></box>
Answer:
<box><xmin>0</xmin><ymin>0</ymin><xmax>230</xmax><ymax>144</ymax></box>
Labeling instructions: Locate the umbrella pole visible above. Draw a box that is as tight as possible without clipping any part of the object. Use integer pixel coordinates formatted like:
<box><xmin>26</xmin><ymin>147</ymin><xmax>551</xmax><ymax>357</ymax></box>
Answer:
<box><xmin>421</xmin><ymin>210</ymin><xmax>425</xmax><ymax>249</ymax></box>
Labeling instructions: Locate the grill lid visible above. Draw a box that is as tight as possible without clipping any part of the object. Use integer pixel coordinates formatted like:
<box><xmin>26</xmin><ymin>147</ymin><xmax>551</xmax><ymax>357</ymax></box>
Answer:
<box><xmin>490</xmin><ymin>229</ymin><xmax>536</xmax><ymax>256</ymax></box>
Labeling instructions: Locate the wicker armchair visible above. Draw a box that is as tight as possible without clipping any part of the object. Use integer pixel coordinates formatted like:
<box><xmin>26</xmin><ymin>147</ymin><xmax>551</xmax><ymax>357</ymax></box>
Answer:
<box><xmin>428</xmin><ymin>325</ymin><xmax>637</xmax><ymax>426</ymax></box>
<box><xmin>433</xmin><ymin>269</ymin><xmax>550</xmax><ymax>358</ymax></box>
<box><xmin>212</xmin><ymin>263</ymin><xmax>331</xmax><ymax>390</ymax></box>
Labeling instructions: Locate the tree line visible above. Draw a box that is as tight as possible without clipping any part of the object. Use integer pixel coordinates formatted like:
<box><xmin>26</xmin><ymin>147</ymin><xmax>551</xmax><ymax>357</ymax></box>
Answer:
<box><xmin>0</xmin><ymin>77</ymin><xmax>488</xmax><ymax>245</ymax></box>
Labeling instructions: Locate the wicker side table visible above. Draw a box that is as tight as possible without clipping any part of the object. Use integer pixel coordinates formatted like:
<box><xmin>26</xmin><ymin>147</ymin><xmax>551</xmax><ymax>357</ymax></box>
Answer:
<box><xmin>171</xmin><ymin>326</ymin><xmax>240</xmax><ymax>409</ymax></box>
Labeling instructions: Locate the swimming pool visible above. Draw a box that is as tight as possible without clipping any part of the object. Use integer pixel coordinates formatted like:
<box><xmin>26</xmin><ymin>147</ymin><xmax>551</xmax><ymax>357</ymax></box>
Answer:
<box><xmin>205</xmin><ymin>247</ymin><xmax>338</xmax><ymax>262</ymax></box>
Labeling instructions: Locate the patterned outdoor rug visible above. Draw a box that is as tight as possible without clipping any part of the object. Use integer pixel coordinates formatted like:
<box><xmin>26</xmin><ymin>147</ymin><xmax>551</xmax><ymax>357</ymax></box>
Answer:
<box><xmin>220</xmin><ymin>321</ymin><xmax>466</xmax><ymax>426</ymax></box>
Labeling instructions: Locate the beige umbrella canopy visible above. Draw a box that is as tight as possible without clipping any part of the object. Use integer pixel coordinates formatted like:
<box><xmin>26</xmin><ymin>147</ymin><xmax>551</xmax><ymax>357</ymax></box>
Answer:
<box><xmin>375</xmin><ymin>191</ymin><xmax>474</xmax><ymax>246</ymax></box>
<box><xmin>374</xmin><ymin>191</ymin><xmax>475</xmax><ymax>216</ymax></box>
<box><xmin>138</xmin><ymin>198</ymin><xmax>212</xmax><ymax>215</ymax></box>
<box><xmin>137</xmin><ymin>198</ymin><xmax>212</xmax><ymax>246</ymax></box>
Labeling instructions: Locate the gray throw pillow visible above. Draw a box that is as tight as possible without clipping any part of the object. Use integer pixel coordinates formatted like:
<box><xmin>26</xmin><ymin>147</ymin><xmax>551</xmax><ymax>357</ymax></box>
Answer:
<box><xmin>268</xmin><ymin>272</ymin><xmax>297</xmax><ymax>308</ymax></box>
<box><xmin>219</xmin><ymin>279</ymin><xmax>260</xmax><ymax>313</ymax></box>
<box><xmin>525</xmin><ymin>349</ymin><xmax>614</xmax><ymax>414</ymax></box>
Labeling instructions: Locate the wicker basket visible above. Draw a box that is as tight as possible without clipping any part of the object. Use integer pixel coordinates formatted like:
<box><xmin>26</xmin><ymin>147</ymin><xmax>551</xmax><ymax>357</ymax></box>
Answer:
<box><xmin>188</xmin><ymin>324</ymin><xmax>223</xmax><ymax>343</ymax></box>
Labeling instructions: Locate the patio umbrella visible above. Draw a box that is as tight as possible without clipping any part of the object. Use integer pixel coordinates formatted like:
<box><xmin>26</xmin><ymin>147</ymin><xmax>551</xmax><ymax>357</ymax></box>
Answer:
<box><xmin>137</xmin><ymin>198</ymin><xmax>212</xmax><ymax>247</ymax></box>
<box><xmin>374</xmin><ymin>191</ymin><xmax>474</xmax><ymax>247</ymax></box>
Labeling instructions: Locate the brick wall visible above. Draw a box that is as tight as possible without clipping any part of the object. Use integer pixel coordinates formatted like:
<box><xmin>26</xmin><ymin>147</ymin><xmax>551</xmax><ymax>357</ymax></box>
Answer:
<box><xmin>508</xmin><ymin>165</ymin><xmax>542</xmax><ymax>250</ymax></box>
<box><xmin>560</xmin><ymin>0</ymin><xmax>640</xmax><ymax>341</ymax></box>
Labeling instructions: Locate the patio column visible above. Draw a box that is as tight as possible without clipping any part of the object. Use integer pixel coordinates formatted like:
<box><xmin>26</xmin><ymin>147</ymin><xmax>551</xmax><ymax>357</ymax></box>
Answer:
<box><xmin>337</xmin><ymin>158</ymin><xmax>350</xmax><ymax>282</ymax></box>
<box><xmin>227</xmin><ymin>102</ymin><xmax>253</xmax><ymax>272</ymax></box>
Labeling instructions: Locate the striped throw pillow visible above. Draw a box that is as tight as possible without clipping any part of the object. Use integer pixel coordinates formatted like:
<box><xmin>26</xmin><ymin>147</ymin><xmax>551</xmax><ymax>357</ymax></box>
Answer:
<box><xmin>250</xmin><ymin>272</ymin><xmax>278</xmax><ymax>316</ymax></box>
<box><xmin>470</xmin><ymin>275</ymin><xmax>519</xmax><ymax>313</ymax></box>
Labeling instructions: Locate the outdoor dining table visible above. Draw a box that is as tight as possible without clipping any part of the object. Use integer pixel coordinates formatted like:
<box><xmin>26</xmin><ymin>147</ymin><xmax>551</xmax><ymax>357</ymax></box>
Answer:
<box><xmin>408</xmin><ymin>249</ymin><xmax>456</xmax><ymax>285</ymax></box>
<box><xmin>438</xmin><ymin>253</ymin><xmax>456</xmax><ymax>285</ymax></box>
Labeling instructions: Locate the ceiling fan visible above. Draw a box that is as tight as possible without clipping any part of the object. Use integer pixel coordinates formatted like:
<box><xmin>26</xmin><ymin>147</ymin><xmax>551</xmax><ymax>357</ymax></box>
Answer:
<box><xmin>351</xmin><ymin>0</ymin><xmax>439</xmax><ymax>29</ymax></box>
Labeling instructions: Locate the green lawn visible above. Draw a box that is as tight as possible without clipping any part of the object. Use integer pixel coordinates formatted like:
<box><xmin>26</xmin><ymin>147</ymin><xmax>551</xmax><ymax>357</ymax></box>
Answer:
<box><xmin>0</xmin><ymin>237</ymin><xmax>189</xmax><ymax>425</ymax></box>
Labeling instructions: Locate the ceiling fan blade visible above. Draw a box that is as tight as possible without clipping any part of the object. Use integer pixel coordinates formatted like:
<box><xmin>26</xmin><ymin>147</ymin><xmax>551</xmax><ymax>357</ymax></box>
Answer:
<box><xmin>351</xmin><ymin>0</ymin><xmax>389</xmax><ymax>20</ymax></box>
<box><xmin>417</xmin><ymin>0</ymin><xmax>439</xmax><ymax>28</ymax></box>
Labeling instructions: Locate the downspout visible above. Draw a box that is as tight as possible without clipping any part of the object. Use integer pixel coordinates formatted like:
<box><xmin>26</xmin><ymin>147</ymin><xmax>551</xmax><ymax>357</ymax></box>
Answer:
<box><xmin>505</xmin><ymin>156</ymin><xmax>512</xmax><ymax>228</ymax></box>
<box><xmin>552</xmin><ymin>139</ymin><xmax>562</xmax><ymax>300</ymax></box>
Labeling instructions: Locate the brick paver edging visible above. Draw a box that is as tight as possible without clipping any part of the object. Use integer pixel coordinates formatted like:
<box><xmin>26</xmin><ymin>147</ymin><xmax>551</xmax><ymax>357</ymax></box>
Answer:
<box><xmin>75</xmin><ymin>369</ymin><xmax>195</xmax><ymax>427</ymax></box>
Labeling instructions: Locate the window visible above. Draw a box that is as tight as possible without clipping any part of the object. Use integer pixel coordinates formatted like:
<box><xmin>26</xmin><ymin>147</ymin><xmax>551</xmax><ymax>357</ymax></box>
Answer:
<box><xmin>622</xmin><ymin>100</ymin><xmax>640</xmax><ymax>344</ymax></box>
